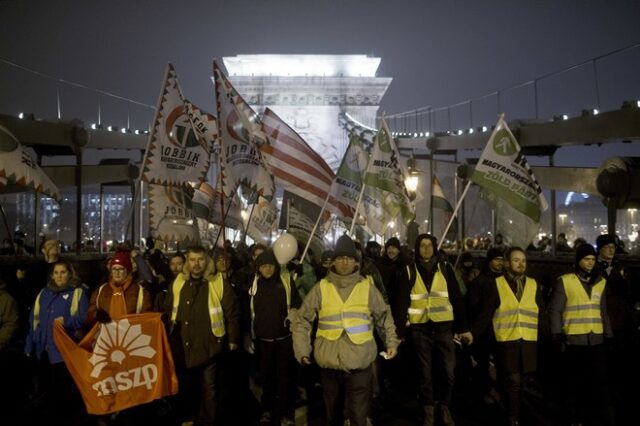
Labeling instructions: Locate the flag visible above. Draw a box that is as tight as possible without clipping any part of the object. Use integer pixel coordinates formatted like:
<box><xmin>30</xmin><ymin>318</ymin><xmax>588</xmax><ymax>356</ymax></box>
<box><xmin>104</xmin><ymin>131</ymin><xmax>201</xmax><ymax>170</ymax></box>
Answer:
<box><xmin>140</xmin><ymin>64</ymin><xmax>212</xmax><ymax>187</ymax></box>
<box><xmin>53</xmin><ymin>314</ymin><xmax>178</xmax><ymax>415</ymax></box>
<box><xmin>470</xmin><ymin>116</ymin><xmax>548</xmax><ymax>222</ymax></box>
<box><xmin>245</xmin><ymin>196</ymin><xmax>278</xmax><ymax>244</ymax></box>
<box><xmin>362</xmin><ymin>119</ymin><xmax>414</xmax><ymax>235</ymax></box>
<box><xmin>260</xmin><ymin>108</ymin><xmax>351</xmax><ymax>218</ymax></box>
<box><xmin>287</xmin><ymin>202</ymin><xmax>328</xmax><ymax>259</ymax></box>
<box><xmin>432</xmin><ymin>175</ymin><xmax>458</xmax><ymax>241</ymax></box>
<box><xmin>191</xmin><ymin>181</ymin><xmax>217</xmax><ymax>220</ymax></box>
<box><xmin>331</xmin><ymin>133</ymin><xmax>368</xmax><ymax>220</ymax></box>
<box><xmin>0</xmin><ymin>124</ymin><xmax>61</xmax><ymax>201</ymax></box>
<box><xmin>148</xmin><ymin>183</ymin><xmax>200</xmax><ymax>244</ymax></box>
<box><xmin>213</xmin><ymin>61</ymin><xmax>274</xmax><ymax>200</ymax></box>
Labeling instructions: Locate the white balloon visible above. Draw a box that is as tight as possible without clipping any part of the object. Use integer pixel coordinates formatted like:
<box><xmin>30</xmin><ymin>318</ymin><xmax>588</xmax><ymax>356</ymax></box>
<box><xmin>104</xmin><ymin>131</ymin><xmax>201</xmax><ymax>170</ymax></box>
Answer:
<box><xmin>273</xmin><ymin>233</ymin><xmax>298</xmax><ymax>265</ymax></box>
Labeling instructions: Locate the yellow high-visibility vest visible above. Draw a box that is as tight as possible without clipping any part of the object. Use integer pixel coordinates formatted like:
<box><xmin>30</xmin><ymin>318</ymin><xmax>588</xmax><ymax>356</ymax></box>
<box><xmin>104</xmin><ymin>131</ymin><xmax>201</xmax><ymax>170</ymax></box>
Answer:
<box><xmin>407</xmin><ymin>265</ymin><xmax>454</xmax><ymax>324</ymax></box>
<box><xmin>561</xmin><ymin>273</ymin><xmax>606</xmax><ymax>335</ymax></box>
<box><xmin>316</xmin><ymin>277</ymin><xmax>373</xmax><ymax>345</ymax></box>
<box><xmin>171</xmin><ymin>272</ymin><xmax>226</xmax><ymax>337</ymax></box>
<box><xmin>33</xmin><ymin>287</ymin><xmax>84</xmax><ymax>331</ymax></box>
<box><xmin>492</xmin><ymin>276</ymin><xmax>539</xmax><ymax>342</ymax></box>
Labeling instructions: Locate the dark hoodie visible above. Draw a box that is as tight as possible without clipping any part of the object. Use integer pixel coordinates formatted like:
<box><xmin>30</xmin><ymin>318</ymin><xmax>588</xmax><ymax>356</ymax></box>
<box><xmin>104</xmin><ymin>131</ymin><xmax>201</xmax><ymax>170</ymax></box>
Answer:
<box><xmin>393</xmin><ymin>234</ymin><xmax>469</xmax><ymax>338</ymax></box>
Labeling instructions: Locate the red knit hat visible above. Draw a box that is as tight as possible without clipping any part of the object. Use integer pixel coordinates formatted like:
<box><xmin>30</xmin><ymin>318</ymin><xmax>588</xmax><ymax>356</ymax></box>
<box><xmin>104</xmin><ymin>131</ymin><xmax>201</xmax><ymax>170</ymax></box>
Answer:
<box><xmin>110</xmin><ymin>251</ymin><xmax>132</xmax><ymax>272</ymax></box>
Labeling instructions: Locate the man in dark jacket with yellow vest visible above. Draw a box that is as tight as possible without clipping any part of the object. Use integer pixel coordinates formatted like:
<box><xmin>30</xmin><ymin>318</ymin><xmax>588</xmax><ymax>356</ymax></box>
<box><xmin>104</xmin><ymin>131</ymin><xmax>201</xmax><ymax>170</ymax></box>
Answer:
<box><xmin>474</xmin><ymin>247</ymin><xmax>542</xmax><ymax>426</ymax></box>
<box><xmin>550</xmin><ymin>242</ymin><xmax>613</xmax><ymax>426</ymax></box>
<box><xmin>292</xmin><ymin>235</ymin><xmax>399</xmax><ymax>426</ymax></box>
<box><xmin>394</xmin><ymin>233</ymin><xmax>471</xmax><ymax>426</ymax></box>
<box><xmin>164</xmin><ymin>245</ymin><xmax>240</xmax><ymax>426</ymax></box>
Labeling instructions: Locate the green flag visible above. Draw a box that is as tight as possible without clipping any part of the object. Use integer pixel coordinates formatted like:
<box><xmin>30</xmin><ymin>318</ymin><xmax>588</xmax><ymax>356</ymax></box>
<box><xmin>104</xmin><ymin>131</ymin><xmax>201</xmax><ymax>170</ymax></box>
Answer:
<box><xmin>470</xmin><ymin>116</ymin><xmax>548</xmax><ymax>222</ymax></box>
<box><xmin>362</xmin><ymin>119</ymin><xmax>414</xmax><ymax>235</ymax></box>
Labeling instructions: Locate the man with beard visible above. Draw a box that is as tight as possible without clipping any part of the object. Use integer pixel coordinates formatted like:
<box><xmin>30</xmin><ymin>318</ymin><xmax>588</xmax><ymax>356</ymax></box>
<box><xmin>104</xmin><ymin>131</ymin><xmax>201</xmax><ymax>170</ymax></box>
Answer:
<box><xmin>165</xmin><ymin>246</ymin><xmax>240</xmax><ymax>426</ymax></box>
<box><xmin>292</xmin><ymin>235</ymin><xmax>398</xmax><ymax>426</ymax></box>
<box><xmin>475</xmin><ymin>247</ymin><xmax>541</xmax><ymax>425</ymax></box>
<box><xmin>550</xmin><ymin>243</ymin><xmax>613</xmax><ymax>426</ymax></box>
<box><xmin>395</xmin><ymin>234</ymin><xmax>472</xmax><ymax>426</ymax></box>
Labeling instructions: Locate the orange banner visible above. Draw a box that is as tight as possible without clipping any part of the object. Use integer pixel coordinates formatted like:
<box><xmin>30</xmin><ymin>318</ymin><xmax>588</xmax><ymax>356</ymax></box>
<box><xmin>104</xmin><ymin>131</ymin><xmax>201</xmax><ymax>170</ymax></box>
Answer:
<box><xmin>53</xmin><ymin>313</ymin><xmax>178</xmax><ymax>415</ymax></box>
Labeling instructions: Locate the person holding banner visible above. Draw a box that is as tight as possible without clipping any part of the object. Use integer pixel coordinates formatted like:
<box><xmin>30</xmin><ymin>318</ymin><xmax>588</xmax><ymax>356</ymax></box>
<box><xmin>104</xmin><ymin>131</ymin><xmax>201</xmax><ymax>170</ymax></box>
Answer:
<box><xmin>394</xmin><ymin>234</ymin><xmax>471</xmax><ymax>426</ymax></box>
<box><xmin>165</xmin><ymin>245</ymin><xmax>240</xmax><ymax>426</ymax></box>
<box><xmin>291</xmin><ymin>235</ymin><xmax>399</xmax><ymax>426</ymax></box>
<box><xmin>86</xmin><ymin>250</ymin><xmax>153</xmax><ymax>325</ymax></box>
<box><xmin>25</xmin><ymin>259</ymin><xmax>89</xmax><ymax>425</ymax></box>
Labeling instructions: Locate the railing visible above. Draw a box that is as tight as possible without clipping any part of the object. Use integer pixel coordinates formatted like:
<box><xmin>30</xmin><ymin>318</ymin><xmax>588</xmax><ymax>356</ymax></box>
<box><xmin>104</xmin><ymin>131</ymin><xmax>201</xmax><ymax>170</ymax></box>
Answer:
<box><xmin>0</xmin><ymin>56</ymin><xmax>155</xmax><ymax>131</ymax></box>
<box><xmin>386</xmin><ymin>42</ymin><xmax>640</xmax><ymax>136</ymax></box>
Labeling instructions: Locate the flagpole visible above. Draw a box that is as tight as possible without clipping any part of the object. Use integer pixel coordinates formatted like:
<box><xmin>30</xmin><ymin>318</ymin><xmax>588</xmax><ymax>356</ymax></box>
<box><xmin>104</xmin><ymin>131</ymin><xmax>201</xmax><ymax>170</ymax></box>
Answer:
<box><xmin>349</xmin><ymin>136</ymin><xmax>375</xmax><ymax>236</ymax></box>
<box><xmin>438</xmin><ymin>180</ymin><xmax>472</xmax><ymax>251</ymax></box>
<box><xmin>299</xmin><ymin>192</ymin><xmax>331</xmax><ymax>264</ymax></box>
<box><xmin>241</xmin><ymin>190</ymin><xmax>258</xmax><ymax>243</ymax></box>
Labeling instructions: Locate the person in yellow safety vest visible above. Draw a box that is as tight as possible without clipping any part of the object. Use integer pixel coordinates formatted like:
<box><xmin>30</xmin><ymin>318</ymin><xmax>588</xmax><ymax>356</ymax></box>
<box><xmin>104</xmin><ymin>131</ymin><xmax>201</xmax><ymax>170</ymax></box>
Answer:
<box><xmin>86</xmin><ymin>250</ymin><xmax>153</xmax><ymax>325</ymax></box>
<box><xmin>248</xmin><ymin>250</ymin><xmax>301</xmax><ymax>426</ymax></box>
<box><xmin>164</xmin><ymin>245</ymin><xmax>240</xmax><ymax>426</ymax></box>
<box><xmin>291</xmin><ymin>235</ymin><xmax>399</xmax><ymax>426</ymax></box>
<box><xmin>25</xmin><ymin>259</ymin><xmax>88</xmax><ymax>425</ymax></box>
<box><xmin>550</xmin><ymin>242</ymin><xmax>613</xmax><ymax>426</ymax></box>
<box><xmin>474</xmin><ymin>247</ymin><xmax>542</xmax><ymax>426</ymax></box>
<box><xmin>394</xmin><ymin>234</ymin><xmax>472</xmax><ymax>426</ymax></box>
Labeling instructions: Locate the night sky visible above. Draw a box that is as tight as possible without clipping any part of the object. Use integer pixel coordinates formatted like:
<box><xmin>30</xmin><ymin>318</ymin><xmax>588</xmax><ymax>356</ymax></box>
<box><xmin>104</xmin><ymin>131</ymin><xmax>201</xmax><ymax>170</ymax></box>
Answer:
<box><xmin>1</xmin><ymin>0</ymin><xmax>640</xmax><ymax>168</ymax></box>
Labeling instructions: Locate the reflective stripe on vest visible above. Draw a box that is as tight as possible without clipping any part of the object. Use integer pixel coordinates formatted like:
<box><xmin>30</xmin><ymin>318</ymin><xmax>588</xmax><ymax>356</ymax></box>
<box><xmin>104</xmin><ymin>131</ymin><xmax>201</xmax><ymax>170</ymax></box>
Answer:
<box><xmin>33</xmin><ymin>287</ymin><xmax>83</xmax><ymax>331</ymax></box>
<box><xmin>316</xmin><ymin>277</ymin><xmax>373</xmax><ymax>345</ymax></box>
<box><xmin>171</xmin><ymin>273</ymin><xmax>226</xmax><ymax>337</ymax></box>
<box><xmin>96</xmin><ymin>283</ymin><xmax>145</xmax><ymax>313</ymax></box>
<box><xmin>249</xmin><ymin>271</ymin><xmax>292</xmax><ymax>338</ymax></box>
<box><xmin>561</xmin><ymin>273</ymin><xmax>606</xmax><ymax>335</ymax></box>
<box><xmin>492</xmin><ymin>276</ymin><xmax>539</xmax><ymax>342</ymax></box>
<box><xmin>407</xmin><ymin>265</ymin><xmax>454</xmax><ymax>324</ymax></box>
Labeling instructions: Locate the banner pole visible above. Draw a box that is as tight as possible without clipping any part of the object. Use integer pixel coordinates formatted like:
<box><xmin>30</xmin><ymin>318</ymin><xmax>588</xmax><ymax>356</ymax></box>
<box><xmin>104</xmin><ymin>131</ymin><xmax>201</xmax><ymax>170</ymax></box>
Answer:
<box><xmin>438</xmin><ymin>180</ymin><xmax>471</xmax><ymax>251</ymax></box>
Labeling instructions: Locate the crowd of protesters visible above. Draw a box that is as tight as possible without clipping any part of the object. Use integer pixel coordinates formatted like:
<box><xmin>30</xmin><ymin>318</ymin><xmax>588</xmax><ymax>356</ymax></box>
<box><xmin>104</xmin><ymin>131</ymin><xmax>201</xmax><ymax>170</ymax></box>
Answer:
<box><xmin>0</xmin><ymin>232</ymin><xmax>639</xmax><ymax>426</ymax></box>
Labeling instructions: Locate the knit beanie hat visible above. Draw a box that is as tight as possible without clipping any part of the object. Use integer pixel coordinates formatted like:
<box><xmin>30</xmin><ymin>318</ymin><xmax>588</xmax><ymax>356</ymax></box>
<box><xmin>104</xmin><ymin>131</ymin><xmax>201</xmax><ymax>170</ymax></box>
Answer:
<box><xmin>486</xmin><ymin>247</ymin><xmax>504</xmax><ymax>263</ymax></box>
<box><xmin>576</xmin><ymin>243</ymin><xmax>597</xmax><ymax>264</ymax></box>
<box><xmin>333</xmin><ymin>235</ymin><xmax>359</xmax><ymax>259</ymax></box>
<box><xmin>255</xmin><ymin>250</ymin><xmax>277</xmax><ymax>268</ymax></box>
<box><xmin>321</xmin><ymin>250</ymin><xmax>334</xmax><ymax>262</ymax></box>
<box><xmin>110</xmin><ymin>251</ymin><xmax>132</xmax><ymax>272</ymax></box>
<box><xmin>384</xmin><ymin>237</ymin><xmax>401</xmax><ymax>250</ymax></box>
<box><xmin>596</xmin><ymin>234</ymin><xmax>616</xmax><ymax>252</ymax></box>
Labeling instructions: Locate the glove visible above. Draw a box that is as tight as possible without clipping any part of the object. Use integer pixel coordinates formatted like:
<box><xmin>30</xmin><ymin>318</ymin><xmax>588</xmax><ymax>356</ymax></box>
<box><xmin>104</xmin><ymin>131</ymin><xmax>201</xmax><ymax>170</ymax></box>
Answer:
<box><xmin>96</xmin><ymin>308</ymin><xmax>112</xmax><ymax>324</ymax></box>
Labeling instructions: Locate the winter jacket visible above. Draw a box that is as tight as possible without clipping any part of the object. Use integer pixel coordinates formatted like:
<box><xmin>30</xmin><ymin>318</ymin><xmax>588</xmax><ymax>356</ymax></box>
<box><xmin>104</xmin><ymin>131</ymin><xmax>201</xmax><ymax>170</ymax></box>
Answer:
<box><xmin>0</xmin><ymin>281</ymin><xmax>19</xmax><ymax>352</ymax></box>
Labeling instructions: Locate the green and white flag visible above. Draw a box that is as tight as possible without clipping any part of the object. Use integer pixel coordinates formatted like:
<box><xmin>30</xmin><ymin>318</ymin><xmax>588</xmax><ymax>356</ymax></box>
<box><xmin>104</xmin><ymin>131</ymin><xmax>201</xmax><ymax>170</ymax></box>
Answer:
<box><xmin>470</xmin><ymin>116</ymin><xmax>548</xmax><ymax>222</ymax></box>
<box><xmin>362</xmin><ymin>119</ymin><xmax>414</xmax><ymax>235</ymax></box>
<box><xmin>331</xmin><ymin>133</ymin><xmax>369</xmax><ymax>220</ymax></box>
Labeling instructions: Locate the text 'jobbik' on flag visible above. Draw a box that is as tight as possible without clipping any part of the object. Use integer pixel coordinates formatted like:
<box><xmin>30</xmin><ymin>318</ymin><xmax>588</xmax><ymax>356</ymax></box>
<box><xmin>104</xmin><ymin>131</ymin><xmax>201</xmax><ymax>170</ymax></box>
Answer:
<box><xmin>148</xmin><ymin>183</ymin><xmax>200</xmax><ymax>244</ymax></box>
<box><xmin>140</xmin><ymin>63</ymin><xmax>215</xmax><ymax>187</ymax></box>
<box><xmin>470</xmin><ymin>115</ymin><xmax>548</xmax><ymax>223</ymax></box>
<box><xmin>260</xmin><ymin>108</ymin><xmax>351</xmax><ymax>219</ymax></box>
<box><xmin>213</xmin><ymin>60</ymin><xmax>274</xmax><ymax>201</ymax></box>
<box><xmin>361</xmin><ymin>118</ymin><xmax>414</xmax><ymax>235</ymax></box>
